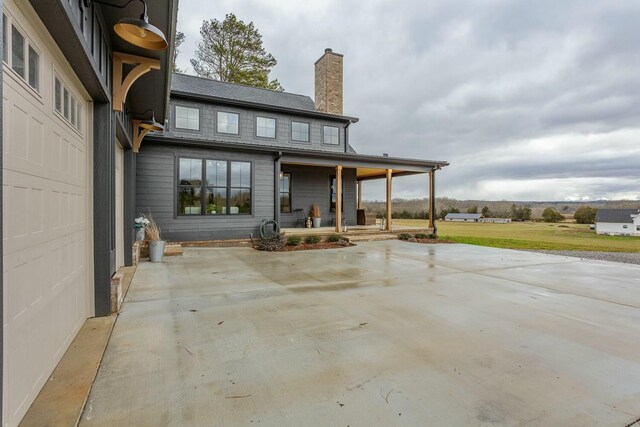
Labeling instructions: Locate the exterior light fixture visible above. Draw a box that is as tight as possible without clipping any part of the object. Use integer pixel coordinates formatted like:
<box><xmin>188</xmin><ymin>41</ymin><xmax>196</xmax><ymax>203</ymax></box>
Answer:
<box><xmin>92</xmin><ymin>0</ymin><xmax>168</xmax><ymax>51</ymax></box>
<box><xmin>136</xmin><ymin>109</ymin><xmax>164</xmax><ymax>132</ymax></box>
<box><xmin>131</xmin><ymin>109</ymin><xmax>163</xmax><ymax>152</ymax></box>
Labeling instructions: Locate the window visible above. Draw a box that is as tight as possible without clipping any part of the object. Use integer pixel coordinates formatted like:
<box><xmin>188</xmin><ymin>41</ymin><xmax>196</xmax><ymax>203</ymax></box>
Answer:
<box><xmin>175</xmin><ymin>105</ymin><xmax>199</xmax><ymax>130</ymax></box>
<box><xmin>71</xmin><ymin>99</ymin><xmax>77</xmax><ymax>127</ymax></box>
<box><xmin>11</xmin><ymin>24</ymin><xmax>25</xmax><ymax>78</ymax></box>
<box><xmin>63</xmin><ymin>88</ymin><xmax>70</xmax><ymax>120</ymax></box>
<box><xmin>329</xmin><ymin>175</ymin><xmax>344</xmax><ymax>212</ymax></box>
<box><xmin>54</xmin><ymin>78</ymin><xmax>62</xmax><ymax>113</ymax></box>
<box><xmin>280</xmin><ymin>172</ymin><xmax>291</xmax><ymax>213</ymax></box>
<box><xmin>178</xmin><ymin>158</ymin><xmax>203</xmax><ymax>215</ymax></box>
<box><xmin>291</xmin><ymin>121</ymin><xmax>309</xmax><ymax>142</ymax></box>
<box><xmin>622</xmin><ymin>225</ymin><xmax>628</xmax><ymax>229</ymax></box>
<box><xmin>28</xmin><ymin>45</ymin><xmax>39</xmax><ymax>90</ymax></box>
<box><xmin>205</xmin><ymin>160</ymin><xmax>227</xmax><ymax>215</ymax></box>
<box><xmin>323</xmin><ymin>125</ymin><xmax>339</xmax><ymax>145</ymax></box>
<box><xmin>230</xmin><ymin>162</ymin><xmax>251</xmax><ymax>214</ymax></box>
<box><xmin>2</xmin><ymin>14</ymin><xmax>7</xmax><ymax>63</ymax></box>
<box><xmin>256</xmin><ymin>116</ymin><xmax>276</xmax><ymax>138</ymax></box>
<box><xmin>217</xmin><ymin>111</ymin><xmax>239</xmax><ymax>134</ymax></box>
<box><xmin>177</xmin><ymin>158</ymin><xmax>252</xmax><ymax>215</ymax></box>
<box><xmin>54</xmin><ymin>75</ymin><xmax>82</xmax><ymax>131</ymax></box>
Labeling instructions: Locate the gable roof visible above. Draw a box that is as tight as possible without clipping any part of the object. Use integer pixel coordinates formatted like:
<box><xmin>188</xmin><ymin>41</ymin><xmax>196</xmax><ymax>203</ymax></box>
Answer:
<box><xmin>595</xmin><ymin>208</ymin><xmax>639</xmax><ymax>223</ymax></box>
<box><xmin>445</xmin><ymin>213</ymin><xmax>483</xmax><ymax>220</ymax></box>
<box><xmin>172</xmin><ymin>73</ymin><xmax>316</xmax><ymax>111</ymax></box>
<box><xmin>170</xmin><ymin>73</ymin><xmax>358</xmax><ymax>123</ymax></box>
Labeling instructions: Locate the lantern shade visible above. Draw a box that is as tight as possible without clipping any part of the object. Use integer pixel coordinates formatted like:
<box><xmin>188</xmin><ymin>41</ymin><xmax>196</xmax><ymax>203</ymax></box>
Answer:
<box><xmin>114</xmin><ymin>16</ymin><xmax>168</xmax><ymax>51</ymax></box>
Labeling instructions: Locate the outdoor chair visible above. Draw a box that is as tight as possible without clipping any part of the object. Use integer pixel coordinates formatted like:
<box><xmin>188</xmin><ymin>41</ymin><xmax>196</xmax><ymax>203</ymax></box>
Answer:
<box><xmin>293</xmin><ymin>208</ymin><xmax>306</xmax><ymax>228</ymax></box>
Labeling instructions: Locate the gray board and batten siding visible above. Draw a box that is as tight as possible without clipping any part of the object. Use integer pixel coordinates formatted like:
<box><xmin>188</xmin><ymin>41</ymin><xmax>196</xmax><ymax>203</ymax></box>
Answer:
<box><xmin>279</xmin><ymin>164</ymin><xmax>357</xmax><ymax>228</ymax></box>
<box><xmin>136</xmin><ymin>144</ymin><xmax>275</xmax><ymax>241</ymax></box>
<box><xmin>136</xmin><ymin>143</ymin><xmax>358</xmax><ymax>240</ymax></box>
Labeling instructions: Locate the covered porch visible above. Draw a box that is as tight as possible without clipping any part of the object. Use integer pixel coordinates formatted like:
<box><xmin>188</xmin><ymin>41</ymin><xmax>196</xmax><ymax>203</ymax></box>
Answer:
<box><xmin>276</xmin><ymin>151</ymin><xmax>447</xmax><ymax>234</ymax></box>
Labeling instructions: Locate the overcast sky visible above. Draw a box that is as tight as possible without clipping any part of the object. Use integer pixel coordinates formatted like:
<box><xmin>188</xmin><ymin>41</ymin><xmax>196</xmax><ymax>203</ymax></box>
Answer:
<box><xmin>175</xmin><ymin>0</ymin><xmax>640</xmax><ymax>202</ymax></box>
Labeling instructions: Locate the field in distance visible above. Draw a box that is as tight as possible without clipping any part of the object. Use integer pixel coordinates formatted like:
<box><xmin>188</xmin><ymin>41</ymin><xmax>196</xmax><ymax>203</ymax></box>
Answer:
<box><xmin>393</xmin><ymin>219</ymin><xmax>640</xmax><ymax>252</ymax></box>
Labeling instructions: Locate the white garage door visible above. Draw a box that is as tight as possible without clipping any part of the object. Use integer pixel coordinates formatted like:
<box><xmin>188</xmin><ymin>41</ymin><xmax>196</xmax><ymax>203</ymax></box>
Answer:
<box><xmin>2</xmin><ymin>2</ymin><xmax>92</xmax><ymax>426</ymax></box>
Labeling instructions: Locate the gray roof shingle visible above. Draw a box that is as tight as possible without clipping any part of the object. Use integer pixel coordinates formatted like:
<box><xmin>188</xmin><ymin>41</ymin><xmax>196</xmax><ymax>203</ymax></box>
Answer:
<box><xmin>595</xmin><ymin>208</ymin><xmax>639</xmax><ymax>223</ymax></box>
<box><xmin>171</xmin><ymin>73</ymin><xmax>316</xmax><ymax>111</ymax></box>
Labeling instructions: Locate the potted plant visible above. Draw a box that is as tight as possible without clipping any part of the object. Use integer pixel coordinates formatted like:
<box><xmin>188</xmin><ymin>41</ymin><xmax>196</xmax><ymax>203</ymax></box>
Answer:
<box><xmin>144</xmin><ymin>213</ymin><xmax>165</xmax><ymax>263</ymax></box>
<box><xmin>310</xmin><ymin>204</ymin><xmax>322</xmax><ymax>228</ymax></box>
<box><xmin>134</xmin><ymin>216</ymin><xmax>149</xmax><ymax>241</ymax></box>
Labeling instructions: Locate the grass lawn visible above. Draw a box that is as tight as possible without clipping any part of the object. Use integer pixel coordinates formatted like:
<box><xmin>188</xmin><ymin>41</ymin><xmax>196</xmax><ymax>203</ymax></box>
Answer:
<box><xmin>394</xmin><ymin>219</ymin><xmax>640</xmax><ymax>252</ymax></box>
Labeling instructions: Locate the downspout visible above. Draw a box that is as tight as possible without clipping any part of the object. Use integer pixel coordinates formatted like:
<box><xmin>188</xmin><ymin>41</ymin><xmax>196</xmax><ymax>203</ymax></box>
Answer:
<box><xmin>431</xmin><ymin>166</ymin><xmax>439</xmax><ymax>238</ymax></box>
<box><xmin>274</xmin><ymin>151</ymin><xmax>282</xmax><ymax>229</ymax></box>
<box><xmin>344</xmin><ymin>122</ymin><xmax>351</xmax><ymax>153</ymax></box>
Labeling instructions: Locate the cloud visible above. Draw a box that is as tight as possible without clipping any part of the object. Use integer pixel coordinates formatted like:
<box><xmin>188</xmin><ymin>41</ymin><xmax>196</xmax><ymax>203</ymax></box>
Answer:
<box><xmin>175</xmin><ymin>0</ymin><xmax>640</xmax><ymax>201</ymax></box>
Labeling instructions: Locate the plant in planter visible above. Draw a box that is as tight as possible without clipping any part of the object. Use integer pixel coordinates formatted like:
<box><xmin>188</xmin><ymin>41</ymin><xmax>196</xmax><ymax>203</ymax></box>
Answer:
<box><xmin>143</xmin><ymin>213</ymin><xmax>165</xmax><ymax>262</ymax></box>
<box><xmin>134</xmin><ymin>216</ymin><xmax>150</xmax><ymax>241</ymax></box>
<box><xmin>310</xmin><ymin>204</ymin><xmax>322</xmax><ymax>228</ymax></box>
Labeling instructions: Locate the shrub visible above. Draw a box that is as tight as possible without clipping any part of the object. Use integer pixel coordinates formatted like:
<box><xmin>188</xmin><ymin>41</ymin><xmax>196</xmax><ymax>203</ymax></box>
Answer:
<box><xmin>414</xmin><ymin>233</ymin><xmax>429</xmax><ymax>239</ymax></box>
<box><xmin>326</xmin><ymin>234</ymin><xmax>342</xmax><ymax>242</ymax></box>
<box><xmin>287</xmin><ymin>235</ymin><xmax>302</xmax><ymax>246</ymax></box>
<box><xmin>398</xmin><ymin>233</ymin><xmax>412</xmax><ymax>241</ymax></box>
<box><xmin>304</xmin><ymin>235</ymin><xmax>321</xmax><ymax>244</ymax></box>
<box><xmin>428</xmin><ymin>233</ymin><xmax>437</xmax><ymax>239</ymax></box>
<box><xmin>256</xmin><ymin>233</ymin><xmax>286</xmax><ymax>251</ymax></box>
<box><xmin>574</xmin><ymin>206</ymin><xmax>597</xmax><ymax>224</ymax></box>
<box><xmin>542</xmin><ymin>207</ymin><xmax>565</xmax><ymax>223</ymax></box>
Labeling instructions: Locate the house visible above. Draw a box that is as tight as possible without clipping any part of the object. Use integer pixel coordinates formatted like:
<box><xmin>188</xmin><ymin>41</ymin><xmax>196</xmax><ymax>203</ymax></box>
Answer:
<box><xmin>136</xmin><ymin>49</ymin><xmax>449</xmax><ymax>240</ymax></box>
<box><xmin>595</xmin><ymin>209</ymin><xmax>640</xmax><ymax>236</ymax></box>
<box><xmin>1</xmin><ymin>1</ymin><xmax>177</xmax><ymax>425</ymax></box>
<box><xmin>445</xmin><ymin>213</ymin><xmax>483</xmax><ymax>222</ymax></box>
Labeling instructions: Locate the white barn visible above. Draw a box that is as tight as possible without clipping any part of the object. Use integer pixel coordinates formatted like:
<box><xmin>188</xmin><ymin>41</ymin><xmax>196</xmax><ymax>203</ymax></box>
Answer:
<box><xmin>445</xmin><ymin>213</ymin><xmax>483</xmax><ymax>222</ymax></box>
<box><xmin>595</xmin><ymin>209</ymin><xmax>640</xmax><ymax>236</ymax></box>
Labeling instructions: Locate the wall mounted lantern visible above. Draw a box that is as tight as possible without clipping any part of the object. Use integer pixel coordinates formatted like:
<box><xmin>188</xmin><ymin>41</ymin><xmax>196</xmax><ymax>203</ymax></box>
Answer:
<box><xmin>91</xmin><ymin>0</ymin><xmax>168</xmax><ymax>50</ymax></box>
<box><xmin>131</xmin><ymin>109</ymin><xmax>164</xmax><ymax>153</ymax></box>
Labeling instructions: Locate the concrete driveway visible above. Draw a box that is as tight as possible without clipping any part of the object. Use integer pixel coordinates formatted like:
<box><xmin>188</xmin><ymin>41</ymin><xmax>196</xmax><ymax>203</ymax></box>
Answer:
<box><xmin>80</xmin><ymin>241</ymin><xmax>640</xmax><ymax>426</ymax></box>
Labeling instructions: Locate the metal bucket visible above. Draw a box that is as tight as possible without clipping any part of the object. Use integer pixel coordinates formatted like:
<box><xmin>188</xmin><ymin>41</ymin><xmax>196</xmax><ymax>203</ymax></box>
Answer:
<box><xmin>148</xmin><ymin>240</ymin><xmax>166</xmax><ymax>263</ymax></box>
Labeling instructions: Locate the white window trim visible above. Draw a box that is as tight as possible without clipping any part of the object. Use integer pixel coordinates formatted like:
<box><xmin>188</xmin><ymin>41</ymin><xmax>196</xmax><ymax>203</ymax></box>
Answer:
<box><xmin>3</xmin><ymin>11</ymin><xmax>42</xmax><ymax>98</ymax></box>
<box><xmin>52</xmin><ymin>70</ymin><xmax>84</xmax><ymax>135</ymax></box>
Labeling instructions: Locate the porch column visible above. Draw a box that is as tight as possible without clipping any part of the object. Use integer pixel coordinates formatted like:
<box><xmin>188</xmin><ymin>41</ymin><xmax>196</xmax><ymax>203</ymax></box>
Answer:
<box><xmin>357</xmin><ymin>180</ymin><xmax>362</xmax><ymax>209</ymax></box>
<box><xmin>386</xmin><ymin>169</ymin><xmax>392</xmax><ymax>231</ymax></box>
<box><xmin>336</xmin><ymin>165</ymin><xmax>343</xmax><ymax>232</ymax></box>
<box><xmin>429</xmin><ymin>169</ymin><xmax>437</xmax><ymax>236</ymax></box>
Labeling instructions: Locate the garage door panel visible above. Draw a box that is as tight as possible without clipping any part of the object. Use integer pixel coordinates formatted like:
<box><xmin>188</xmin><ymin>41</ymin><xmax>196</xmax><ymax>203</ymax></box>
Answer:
<box><xmin>3</xmin><ymin>3</ymin><xmax>92</xmax><ymax>426</ymax></box>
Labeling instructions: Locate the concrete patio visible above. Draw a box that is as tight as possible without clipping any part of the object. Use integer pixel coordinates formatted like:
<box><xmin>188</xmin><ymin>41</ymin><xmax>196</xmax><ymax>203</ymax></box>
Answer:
<box><xmin>79</xmin><ymin>241</ymin><xmax>640</xmax><ymax>426</ymax></box>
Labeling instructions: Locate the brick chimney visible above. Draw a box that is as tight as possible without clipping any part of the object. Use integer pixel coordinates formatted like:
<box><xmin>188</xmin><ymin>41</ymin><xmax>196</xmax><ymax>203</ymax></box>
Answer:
<box><xmin>314</xmin><ymin>48</ymin><xmax>343</xmax><ymax>115</ymax></box>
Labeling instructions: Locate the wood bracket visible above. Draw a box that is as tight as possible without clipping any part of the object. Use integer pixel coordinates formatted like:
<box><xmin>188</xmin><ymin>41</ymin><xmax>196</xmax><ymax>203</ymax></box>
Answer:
<box><xmin>132</xmin><ymin>120</ymin><xmax>151</xmax><ymax>153</ymax></box>
<box><xmin>112</xmin><ymin>51</ymin><xmax>161</xmax><ymax>112</ymax></box>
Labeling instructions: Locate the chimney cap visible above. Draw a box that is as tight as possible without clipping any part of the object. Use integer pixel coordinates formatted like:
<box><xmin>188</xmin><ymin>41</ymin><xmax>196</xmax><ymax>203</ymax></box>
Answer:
<box><xmin>325</xmin><ymin>48</ymin><xmax>332</xmax><ymax>53</ymax></box>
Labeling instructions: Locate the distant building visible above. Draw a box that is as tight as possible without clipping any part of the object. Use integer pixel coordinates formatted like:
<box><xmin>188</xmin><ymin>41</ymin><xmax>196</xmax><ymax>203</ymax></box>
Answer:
<box><xmin>595</xmin><ymin>209</ymin><xmax>640</xmax><ymax>236</ymax></box>
<box><xmin>479</xmin><ymin>218</ymin><xmax>512</xmax><ymax>224</ymax></box>
<box><xmin>445</xmin><ymin>213</ymin><xmax>483</xmax><ymax>222</ymax></box>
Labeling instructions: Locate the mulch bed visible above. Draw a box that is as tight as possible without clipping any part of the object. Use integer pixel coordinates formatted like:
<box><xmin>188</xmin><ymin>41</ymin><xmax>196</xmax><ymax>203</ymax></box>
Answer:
<box><xmin>282</xmin><ymin>242</ymin><xmax>354</xmax><ymax>251</ymax></box>
<box><xmin>253</xmin><ymin>241</ymin><xmax>354</xmax><ymax>252</ymax></box>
